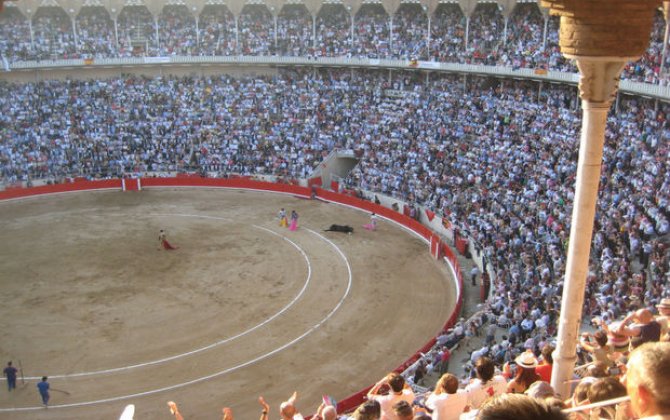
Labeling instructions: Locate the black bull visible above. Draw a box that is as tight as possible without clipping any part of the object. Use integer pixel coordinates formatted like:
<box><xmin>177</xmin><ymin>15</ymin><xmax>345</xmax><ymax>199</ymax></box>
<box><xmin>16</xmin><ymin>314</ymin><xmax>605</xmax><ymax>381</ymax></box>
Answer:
<box><xmin>324</xmin><ymin>224</ymin><xmax>354</xmax><ymax>233</ymax></box>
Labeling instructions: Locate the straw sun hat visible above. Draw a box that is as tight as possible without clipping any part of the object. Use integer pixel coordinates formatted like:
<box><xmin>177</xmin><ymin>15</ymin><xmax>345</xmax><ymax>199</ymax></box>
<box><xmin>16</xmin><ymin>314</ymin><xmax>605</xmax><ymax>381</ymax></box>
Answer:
<box><xmin>515</xmin><ymin>351</ymin><xmax>539</xmax><ymax>369</ymax></box>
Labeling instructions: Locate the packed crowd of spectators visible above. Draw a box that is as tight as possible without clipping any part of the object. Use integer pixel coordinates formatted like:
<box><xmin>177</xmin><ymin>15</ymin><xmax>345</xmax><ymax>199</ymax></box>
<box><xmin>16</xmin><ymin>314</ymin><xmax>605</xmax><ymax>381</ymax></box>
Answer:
<box><xmin>116</xmin><ymin>6</ymin><xmax>155</xmax><ymax>58</ymax></box>
<box><xmin>2</xmin><ymin>2</ymin><xmax>670</xmax><ymax>83</ymax></box>
<box><xmin>156</xmin><ymin>5</ymin><xmax>197</xmax><ymax>57</ymax></box>
<box><xmin>31</xmin><ymin>6</ymin><xmax>77</xmax><ymax>60</ymax></box>
<box><xmin>276</xmin><ymin>5</ymin><xmax>313</xmax><ymax>57</ymax></box>
<box><xmin>0</xmin><ymin>6</ymin><xmax>31</xmax><ymax>61</ymax></box>
<box><xmin>315</xmin><ymin>4</ymin><xmax>351</xmax><ymax>58</ymax></box>
<box><xmin>352</xmin><ymin>4</ymin><xmax>390</xmax><ymax>59</ymax></box>
<box><xmin>390</xmin><ymin>4</ymin><xmax>427</xmax><ymax>60</ymax></box>
<box><xmin>197</xmin><ymin>5</ymin><xmax>236</xmax><ymax>56</ymax></box>
<box><xmin>427</xmin><ymin>4</ymin><xmax>465</xmax><ymax>64</ymax></box>
<box><xmin>238</xmin><ymin>5</ymin><xmax>275</xmax><ymax>56</ymax></box>
<box><xmin>75</xmin><ymin>6</ymin><xmax>116</xmax><ymax>58</ymax></box>
<box><xmin>157</xmin><ymin>342</ymin><xmax>670</xmax><ymax>418</ymax></box>
<box><xmin>464</xmin><ymin>3</ymin><xmax>504</xmax><ymax>65</ymax></box>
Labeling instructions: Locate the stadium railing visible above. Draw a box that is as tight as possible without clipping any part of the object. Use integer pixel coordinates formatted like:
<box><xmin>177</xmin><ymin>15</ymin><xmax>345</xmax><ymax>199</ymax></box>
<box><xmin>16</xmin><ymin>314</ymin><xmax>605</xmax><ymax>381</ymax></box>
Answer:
<box><xmin>5</xmin><ymin>55</ymin><xmax>670</xmax><ymax>100</ymax></box>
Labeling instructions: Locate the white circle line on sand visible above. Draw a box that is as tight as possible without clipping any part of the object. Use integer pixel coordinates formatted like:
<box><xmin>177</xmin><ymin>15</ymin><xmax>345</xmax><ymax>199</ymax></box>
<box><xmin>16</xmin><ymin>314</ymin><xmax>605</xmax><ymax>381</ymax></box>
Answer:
<box><xmin>18</xmin><ymin>214</ymin><xmax>309</xmax><ymax>381</ymax></box>
<box><xmin>0</xmin><ymin>226</ymin><xmax>353</xmax><ymax>412</ymax></box>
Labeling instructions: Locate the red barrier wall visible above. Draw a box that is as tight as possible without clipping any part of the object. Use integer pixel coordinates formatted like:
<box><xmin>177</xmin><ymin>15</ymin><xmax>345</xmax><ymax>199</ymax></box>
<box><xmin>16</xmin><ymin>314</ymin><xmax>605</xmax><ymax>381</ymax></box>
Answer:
<box><xmin>0</xmin><ymin>179</ymin><xmax>121</xmax><ymax>201</ymax></box>
<box><xmin>141</xmin><ymin>177</ymin><xmax>312</xmax><ymax>197</ymax></box>
<box><xmin>0</xmin><ymin>177</ymin><xmax>463</xmax><ymax>415</ymax></box>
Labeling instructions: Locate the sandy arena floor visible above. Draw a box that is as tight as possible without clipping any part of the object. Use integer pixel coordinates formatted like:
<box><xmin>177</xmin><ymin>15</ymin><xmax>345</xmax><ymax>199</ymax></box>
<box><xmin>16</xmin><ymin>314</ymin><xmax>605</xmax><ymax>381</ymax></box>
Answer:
<box><xmin>0</xmin><ymin>188</ymin><xmax>456</xmax><ymax>419</ymax></box>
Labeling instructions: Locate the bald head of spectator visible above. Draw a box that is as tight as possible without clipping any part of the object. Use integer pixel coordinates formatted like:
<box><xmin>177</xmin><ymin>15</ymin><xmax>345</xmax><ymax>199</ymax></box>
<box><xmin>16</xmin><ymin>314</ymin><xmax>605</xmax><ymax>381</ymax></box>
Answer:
<box><xmin>625</xmin><ymin>341</ymin><xmax>670</xmax><ymax>418</ymax></box>
<box><xmin>321</xmin><ymin>405</ymin><xmax>337</xmax><ymax>420</ymax></box>
<box><xmin>280</xmin><ymin>391</ymin><xmax>299</xmax><ymax>420</ymax></box>
<box><xmin>636</xmin><ymin>309</ymin><xmax>654</xmax><ymax>324</ymax></box>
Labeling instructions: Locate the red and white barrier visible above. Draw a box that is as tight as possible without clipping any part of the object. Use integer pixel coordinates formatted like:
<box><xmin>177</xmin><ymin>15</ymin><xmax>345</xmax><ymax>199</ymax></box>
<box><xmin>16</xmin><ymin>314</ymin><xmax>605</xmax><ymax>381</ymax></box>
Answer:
<box><xmin>121</xmin><ymin>178</ymin><xmax>141</xmax><ymax>191</ymax></box>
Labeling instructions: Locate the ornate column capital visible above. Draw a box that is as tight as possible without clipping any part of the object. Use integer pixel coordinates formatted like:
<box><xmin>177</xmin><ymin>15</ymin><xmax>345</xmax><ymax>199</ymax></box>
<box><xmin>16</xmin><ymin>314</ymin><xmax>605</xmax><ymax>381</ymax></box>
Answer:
<box><xmin>570</xmin><ymin>58</ymin><xmax>627</xmax><ymax>105</ymax></box>
<box><xmin>540</xmin><ymin>0</ymin><xmax>660</xmax><ymax>58</ymax></box>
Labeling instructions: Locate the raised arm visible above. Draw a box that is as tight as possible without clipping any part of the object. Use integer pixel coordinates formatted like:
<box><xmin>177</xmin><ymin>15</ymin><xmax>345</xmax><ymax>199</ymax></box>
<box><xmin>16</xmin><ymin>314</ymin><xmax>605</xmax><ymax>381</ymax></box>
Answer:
<box><xmin>258</xmin><ymin>396</ymin><xmax>270</xmax><ymax>420</ymax></box>
<box><xmin>167</xmin><ymin>401</ymin><xmax>185</xmax><ymax>420</ymax></box>
<box><xmin>222</xmin><ymin>407</ymin><xmax>234</xmax><ymax>420</ymax></box>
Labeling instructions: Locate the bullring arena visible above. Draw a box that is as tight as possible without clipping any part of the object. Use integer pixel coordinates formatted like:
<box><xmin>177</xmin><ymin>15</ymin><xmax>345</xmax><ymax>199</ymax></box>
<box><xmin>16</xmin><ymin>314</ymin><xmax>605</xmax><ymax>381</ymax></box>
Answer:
<box><xmin>1</xmin><ymin>0</ymin><xmax>670</xmax><ymax>418</ymax></box>
<box><xmin>0</xmin><ymin>181</ymin><xmax>458</xmax><ymax>419</ymax></box>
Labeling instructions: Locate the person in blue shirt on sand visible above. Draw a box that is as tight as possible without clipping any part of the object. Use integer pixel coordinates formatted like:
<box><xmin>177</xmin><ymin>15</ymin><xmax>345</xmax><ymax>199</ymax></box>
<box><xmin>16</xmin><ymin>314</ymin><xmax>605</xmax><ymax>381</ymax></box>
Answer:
<box><xmin>37</xmin><ymin>376</ymin><xmax>49</xmax><ymax>406</ymax></box>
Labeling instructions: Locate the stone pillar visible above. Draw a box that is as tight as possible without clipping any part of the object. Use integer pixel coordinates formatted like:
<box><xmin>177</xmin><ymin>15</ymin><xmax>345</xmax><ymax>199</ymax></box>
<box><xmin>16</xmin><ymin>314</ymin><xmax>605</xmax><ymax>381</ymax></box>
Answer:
<box><xmin>154</xmin><ymin>16</ymin><xmax>160</xmax><ymax>53</ymax></box>
<box><xmin>67</xmin><ymin>9</ymin><xmax>79</xmax><ymax>50</ymax></box>
<box><xmin>661</xmin><ymin>2</ymin><xmax>670</xmax><ymax>76</ymax></box>
<box><xmin>110</xmin><ymin>8</ymin><xmax>119</xmax><ymax>52</ymax></box>
<box><xmin>349</xmin><ymin>6</ymin><xmax>355</xmax><ymax>49</ymax></box>
<box><xmin>26</xmin><ymin>8</ymin><xmax>35</xmax><ymax>48</ymax></box>
<box><xmin>389</xmin><ymin>14</ymin><xmax>394</xmax><ymax>53</ymax></box>
<box><xmin>271</xmin><ymin>6</ymin><xmax>278</xmax><ymax>51</ymax></box>
<box><xmin>312</xmin><ymin>14</ymin><xmax>317</xmax><ymax>50</ymax></box>
<box><xmin>193</xmin><ymin>6</ymin><xmax>200</xmax><ymax>47</ymax></box>
<box><xmin>539</xmin><ymin>0</ymin><xmax>660</xmax><ymax>399</ymax></box>
<box><xmin>235</xmin><ymin>16</ymin><xmax>239</xmax><ymax>53</ymax></box>
<box><xmin>458</xmin><ymin>0</ymin><xmax>476</xmax><ymax>50</ymax></box>
<box><xmin>551</xmin><ymin>58</ymin><xmax>626</xmax><ymax>399</ymax></box>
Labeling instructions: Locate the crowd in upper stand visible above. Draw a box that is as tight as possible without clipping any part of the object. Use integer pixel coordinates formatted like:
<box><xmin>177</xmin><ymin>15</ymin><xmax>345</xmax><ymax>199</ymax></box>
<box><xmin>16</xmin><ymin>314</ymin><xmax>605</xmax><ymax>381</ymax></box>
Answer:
<box><xmin>198</xmin><ymin>4</ymin><xmax>236</xmax><ymax>56</ymax></box>
<box><xmin>277</xmin><ymin>5</ymin><xmax>313</xmax><ymax>56</ymax></box>
<box><xmin>315</xmin><ymin>4</ymin><xmax>351</xmax><ymax>58</ymax></box>
<box><xmin>3</xmin><ymin>2</ymin><xmax>670</xmax><ymax>83</ymax></box>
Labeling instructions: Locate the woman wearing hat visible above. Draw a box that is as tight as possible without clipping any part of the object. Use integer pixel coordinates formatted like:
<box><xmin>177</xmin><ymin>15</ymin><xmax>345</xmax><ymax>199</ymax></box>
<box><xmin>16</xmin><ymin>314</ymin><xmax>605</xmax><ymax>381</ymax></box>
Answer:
<box><xmin>507</xmin><ymin>351</ymin><xmax>540</xmax><ymax>394</ymax></box>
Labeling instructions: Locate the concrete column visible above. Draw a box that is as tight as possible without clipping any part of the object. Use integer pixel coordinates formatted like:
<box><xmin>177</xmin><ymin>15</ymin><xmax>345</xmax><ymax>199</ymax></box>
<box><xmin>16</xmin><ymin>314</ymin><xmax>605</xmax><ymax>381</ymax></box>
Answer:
<box><xmin>312</xmin><ymin>14</ymin><xmax>317</xmax><ymax>50</ymax></box>
<box><xmin>195</xmin><ymin>16</ymin><xmax>199</xmax><ymax>47</ymax></box>
<box><xmin>614</xmin><ymin>91</ymin><xmax>620</xmax><ymax>114</ymax></box>
<box><xmin>389</xmin><ymin>15</ymin><xmax>393</xmax><ymax>53</ymax></box>
<box><xmin>350</xmin><ymin>14</ymin><xmax>355</xmax><ymax>49</ymax></box>
<box><xmin>71</xmin><ymin>15</ymin><xmax>79</xmax><ymax>50</ymax></box>
<box><xmin>113</xmin><ymin>18</ymin><xmax>119</xmax><ymax>51</ymax></box>
<box><xmin>274</xmin><ymin>15</ymin><xmax>278</xmax><ymax>51</ymax></box>
<box><xmin>427</xmin><ymin>15</ymin><xmax>431</xmax><ymax>46</ymax></box>
<box><xmin>154</xmin><ymin>16</ymin><xmax>160</xmax><ymax>52</ymax></box>
<box><xmin>28</xmin><ymin>16</ymin><xmax>35</xmax><ymax>48</ymax></box>
<box><xmin>235</xmin><ymin>16</ymin><xmax>239</xmax><ymax>53</ymax></box>
<box><xmin>193</xmin><ymin>6</ymin><xmax>199</xmax><ymax>48</ymax></box>
<box><xmin>661</xmin><ymin>2</ymin><xmax>670</xmax><ymax>76</ymax></box>
<box><xmin>542</xmin><ymin>16</ymin><xmax>548</xmax><ymax>50</ymax></box>
<box><xmin>550</xmin><ymin>58</ymin><xmax>626</xmax><ymax>398</ymax></box>
<box><xmin>539</xmin><ymin>0</ymin><xmax>660</xmax><ymax>399</ymax></box>
<box><xmin>662</xmin><ymin>19</ymin><xmax>670</xmax><ymax>75</ymax></box>
<box><xmin>503</xmin><ymin>16</ymin><xmax>508</xmax><ymax>44</ymax></box>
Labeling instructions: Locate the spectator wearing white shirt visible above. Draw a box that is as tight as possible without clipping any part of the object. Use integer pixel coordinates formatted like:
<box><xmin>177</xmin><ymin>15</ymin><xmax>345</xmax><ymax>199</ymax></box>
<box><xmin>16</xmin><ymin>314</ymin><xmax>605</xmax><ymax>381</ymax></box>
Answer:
<box><xmin>367</xmin><ymin>372</ymin><xmax>415</xmax><ymax>420</ymax></box>
<box><xmin>465</xmin><ymin>357</ymin><xmax>508</xmax><ymax>410</ymax></box>
<box><xmin>425</xmin><ymin>373</ymin><xmax>469</xmax><ymax>420</ymax></box>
